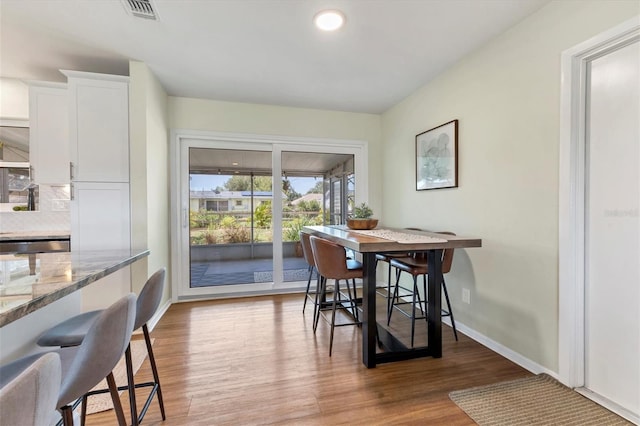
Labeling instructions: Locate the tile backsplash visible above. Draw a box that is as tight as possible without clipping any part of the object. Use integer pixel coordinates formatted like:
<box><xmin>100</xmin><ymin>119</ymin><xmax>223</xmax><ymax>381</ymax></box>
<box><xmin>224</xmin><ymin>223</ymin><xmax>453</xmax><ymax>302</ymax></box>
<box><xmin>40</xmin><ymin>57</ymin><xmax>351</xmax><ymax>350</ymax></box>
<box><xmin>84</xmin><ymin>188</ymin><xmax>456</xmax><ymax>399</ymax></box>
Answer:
<box><xmin>0</xmin><ymin>185</ymin><xmax>71</xmax><ymax>233</ymax></box>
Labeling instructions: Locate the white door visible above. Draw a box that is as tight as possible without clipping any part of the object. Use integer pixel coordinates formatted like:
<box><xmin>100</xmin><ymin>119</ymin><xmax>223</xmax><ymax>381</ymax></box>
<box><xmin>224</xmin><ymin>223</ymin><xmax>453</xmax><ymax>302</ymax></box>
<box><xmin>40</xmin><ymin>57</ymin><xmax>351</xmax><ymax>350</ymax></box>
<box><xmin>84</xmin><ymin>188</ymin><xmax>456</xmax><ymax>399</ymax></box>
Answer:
<box><xmin>585</xmin><ymin>39</ymin><xmax>639</xmax><ymax>416</ymax></box>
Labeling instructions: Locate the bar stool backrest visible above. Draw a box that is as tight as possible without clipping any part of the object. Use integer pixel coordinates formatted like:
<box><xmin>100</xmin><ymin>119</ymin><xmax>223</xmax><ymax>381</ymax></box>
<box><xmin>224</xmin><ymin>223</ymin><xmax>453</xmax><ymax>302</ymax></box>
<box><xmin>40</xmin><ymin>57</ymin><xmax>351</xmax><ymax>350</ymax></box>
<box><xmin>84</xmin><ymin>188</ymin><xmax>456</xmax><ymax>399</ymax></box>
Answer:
<box><xmin>438</xmin><ymin>231</ymin><xmax>456</xmax><ymax>274</ymax></box>
<box><xmin>57</xmin><ymin>293</ymin><xmax>137</xmax><ymax>408</ymax></box>
<box><xmin>0</xmin><ymin>352</ymin><xmax>61</xmax><ymax>426</ymax></box>
<box><xmin>135</xmin><ymin>268</ymin><xmax>166</xmax><ymax>330</ymax></box>
<box><xmin>299</xmin><ymin>232</ymin><xmax>316</xmax><ymax>268</ymax></box>
<box><xmin>409</xmin><ymin>230</ymin><xmax>456</xmax><ymax>274</ymax></box>
<box><xmin>309</xmin><ymin>236</ymin><xmax>349</xmax><ymax>280</ymax></box>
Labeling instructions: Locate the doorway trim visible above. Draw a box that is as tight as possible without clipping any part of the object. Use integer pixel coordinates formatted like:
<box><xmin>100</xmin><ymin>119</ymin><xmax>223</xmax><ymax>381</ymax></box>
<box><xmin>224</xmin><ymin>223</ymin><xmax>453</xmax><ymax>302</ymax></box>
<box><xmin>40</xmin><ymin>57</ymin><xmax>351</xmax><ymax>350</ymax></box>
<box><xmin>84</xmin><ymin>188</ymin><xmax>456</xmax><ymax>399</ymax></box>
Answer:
<box><xmin>169</xmin><ymin>128</ymin><xmax>368</xmax><ymax>302</ymax></box>
<box><xmin>558</xmin><ymin>17</ymin><xmax>639</xmax><ymax>389</ymax></box>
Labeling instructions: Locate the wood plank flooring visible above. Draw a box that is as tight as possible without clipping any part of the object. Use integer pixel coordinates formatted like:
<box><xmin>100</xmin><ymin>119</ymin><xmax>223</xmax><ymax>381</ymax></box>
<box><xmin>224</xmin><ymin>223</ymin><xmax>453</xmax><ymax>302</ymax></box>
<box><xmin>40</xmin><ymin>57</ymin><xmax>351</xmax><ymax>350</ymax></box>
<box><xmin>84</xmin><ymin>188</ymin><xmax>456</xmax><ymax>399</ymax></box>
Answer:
<box><xmin>87</xmin><ymin>293</ymin><xmax>531</xmax><ymax>425</ymax></box>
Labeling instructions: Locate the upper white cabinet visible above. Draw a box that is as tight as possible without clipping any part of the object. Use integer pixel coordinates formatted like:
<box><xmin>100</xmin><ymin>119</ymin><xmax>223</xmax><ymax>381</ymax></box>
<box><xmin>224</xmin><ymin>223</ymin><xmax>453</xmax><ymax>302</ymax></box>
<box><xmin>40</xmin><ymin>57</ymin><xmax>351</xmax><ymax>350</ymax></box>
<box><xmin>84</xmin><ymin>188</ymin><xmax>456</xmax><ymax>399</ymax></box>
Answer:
<box><xmin>28</xmin><ymin>81</ymin><xmax>69</xmax><ymax>184</ymax></box>
<box><xmin>62</xmin><ymin>70</ymin><xmax>129</xmax><ymax>183</ymax></box>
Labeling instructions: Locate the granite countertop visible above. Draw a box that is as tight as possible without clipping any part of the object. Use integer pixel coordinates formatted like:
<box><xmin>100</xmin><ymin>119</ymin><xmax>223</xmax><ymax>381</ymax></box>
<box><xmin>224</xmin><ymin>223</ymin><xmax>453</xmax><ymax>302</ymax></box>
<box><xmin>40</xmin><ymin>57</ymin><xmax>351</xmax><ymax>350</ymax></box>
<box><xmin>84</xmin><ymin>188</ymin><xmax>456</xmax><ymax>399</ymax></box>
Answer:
<box><xmin>0</xmin><ymin>248</ymin><xmax>150</xmax><ymax>327</ymax></box>
<box><xmin>0</xmin><ymin>231</ymin><xmax>71</xmax><ymax>242</ymax></box>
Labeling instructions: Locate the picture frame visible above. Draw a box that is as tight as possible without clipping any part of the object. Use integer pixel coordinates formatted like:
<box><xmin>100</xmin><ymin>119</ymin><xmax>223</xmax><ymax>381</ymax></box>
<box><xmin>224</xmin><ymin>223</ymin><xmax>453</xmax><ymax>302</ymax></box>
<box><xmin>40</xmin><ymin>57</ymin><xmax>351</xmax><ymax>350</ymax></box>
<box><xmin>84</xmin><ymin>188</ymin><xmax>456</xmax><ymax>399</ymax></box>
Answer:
<box><xmin>415</xmin><ymin>119</ymin><xmax>458</xmax><ymax>191</ymax></box>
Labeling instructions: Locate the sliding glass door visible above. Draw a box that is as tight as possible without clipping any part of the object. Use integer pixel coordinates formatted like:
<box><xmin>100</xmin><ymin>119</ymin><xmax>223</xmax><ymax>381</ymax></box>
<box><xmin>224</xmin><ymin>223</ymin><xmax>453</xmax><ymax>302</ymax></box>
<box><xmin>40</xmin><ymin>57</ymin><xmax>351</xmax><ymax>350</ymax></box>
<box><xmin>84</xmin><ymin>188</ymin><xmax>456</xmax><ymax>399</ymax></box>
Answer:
<box><xmin>189</xmin><ymin>147</ymin><xmax>274</xmax><ymax>289</ymax></box>
<box><xmin>278</xmin><ymin>150</ymin><xmax>354</xmax><ymax>287</ymax></box>
<box><xmin>172</xmin><ymin>132</ymin><xmax>367</xmax><ymax>300</ymax></box>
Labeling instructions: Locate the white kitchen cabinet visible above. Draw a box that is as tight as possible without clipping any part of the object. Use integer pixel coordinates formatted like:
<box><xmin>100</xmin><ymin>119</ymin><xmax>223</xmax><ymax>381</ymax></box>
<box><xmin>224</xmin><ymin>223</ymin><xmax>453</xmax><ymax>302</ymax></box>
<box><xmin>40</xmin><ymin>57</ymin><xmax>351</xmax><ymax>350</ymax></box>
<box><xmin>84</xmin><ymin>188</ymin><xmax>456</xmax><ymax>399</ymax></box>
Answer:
<box><xmin>28</xmin><ymin>81</ymin><xmax>69</xmax><ymax>184</ymax></box>
<box><xmin>64</xmin><ymin>70</ymin><xmax>131</xmax><ymax>253</ymax></box>
<box><xmin>62</xmin><ymin>70</ymin><xmax>129</xmax><ymax>183</ymax></box>
<box><xmin>70</xmin><ymin>181</ymin><xmax>130</xmax><ymax>251</ymax></box>
<box><xmin>63</xmin><ymin>70</ymin><xmax>132</xmax><ymax>307</ymax></box>
<box><xmin>71</xmin><ymin>181</ymin><xmax>132</xmax><ymax>310</ymax></box>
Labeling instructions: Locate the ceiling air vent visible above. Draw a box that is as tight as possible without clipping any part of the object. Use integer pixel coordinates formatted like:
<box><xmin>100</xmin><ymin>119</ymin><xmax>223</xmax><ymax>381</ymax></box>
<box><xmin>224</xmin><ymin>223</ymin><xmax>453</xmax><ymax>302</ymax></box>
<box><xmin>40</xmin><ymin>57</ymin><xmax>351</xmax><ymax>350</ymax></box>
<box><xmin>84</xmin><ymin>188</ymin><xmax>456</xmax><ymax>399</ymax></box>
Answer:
<box><xmin>124</xmin><ymin>0</ymin><xmax>158</xmax><ymax>20</ymax></box>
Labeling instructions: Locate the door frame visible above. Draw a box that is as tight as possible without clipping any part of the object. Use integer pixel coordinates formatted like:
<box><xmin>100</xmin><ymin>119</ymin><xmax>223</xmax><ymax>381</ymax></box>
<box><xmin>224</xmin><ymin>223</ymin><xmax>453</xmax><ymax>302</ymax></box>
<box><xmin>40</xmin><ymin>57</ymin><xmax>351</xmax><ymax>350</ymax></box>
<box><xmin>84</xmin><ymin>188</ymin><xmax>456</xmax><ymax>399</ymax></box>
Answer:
<box><xmin>169</xmin><ymin>128</ymin><xmax>368</xmax><ymax>301</ymax></box>
<box><xmin>558</xmin><ymin>16</ymin><xmax>639</xmax><ymax>389</ymax></box>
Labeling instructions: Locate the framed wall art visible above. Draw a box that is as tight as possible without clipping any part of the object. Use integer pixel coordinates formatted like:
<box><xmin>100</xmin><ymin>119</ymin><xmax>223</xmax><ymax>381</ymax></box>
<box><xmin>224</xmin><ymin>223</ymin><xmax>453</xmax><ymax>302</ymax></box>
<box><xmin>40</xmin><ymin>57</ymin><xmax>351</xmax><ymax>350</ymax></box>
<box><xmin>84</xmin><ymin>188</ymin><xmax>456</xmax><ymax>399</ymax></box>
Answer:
<box><xmin>415</xmin><ymin>119</ymin><xmax>458</xmax><ymax>190</ymax></box>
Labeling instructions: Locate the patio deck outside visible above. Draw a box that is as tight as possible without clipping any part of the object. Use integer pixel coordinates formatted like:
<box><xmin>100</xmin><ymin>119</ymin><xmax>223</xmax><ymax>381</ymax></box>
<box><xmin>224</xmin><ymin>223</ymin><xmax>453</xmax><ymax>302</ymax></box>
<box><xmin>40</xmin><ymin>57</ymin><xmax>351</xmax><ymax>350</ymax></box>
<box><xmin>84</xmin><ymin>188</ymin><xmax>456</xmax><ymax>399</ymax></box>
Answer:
<box><xmin>190</xmin><ymin>256</ymin><xmax>309</xmax><ymax>287</ymax></box>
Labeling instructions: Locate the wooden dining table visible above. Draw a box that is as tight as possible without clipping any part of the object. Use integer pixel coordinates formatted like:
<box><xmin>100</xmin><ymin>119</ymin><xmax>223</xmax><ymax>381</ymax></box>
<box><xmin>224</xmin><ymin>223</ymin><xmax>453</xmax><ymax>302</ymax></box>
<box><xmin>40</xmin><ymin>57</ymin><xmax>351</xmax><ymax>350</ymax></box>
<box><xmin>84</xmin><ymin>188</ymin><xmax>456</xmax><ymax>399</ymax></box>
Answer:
<box><xmin>302</xmin><ymin>225</ymin><xmax>481</xmax><ymax>368</ymax></box>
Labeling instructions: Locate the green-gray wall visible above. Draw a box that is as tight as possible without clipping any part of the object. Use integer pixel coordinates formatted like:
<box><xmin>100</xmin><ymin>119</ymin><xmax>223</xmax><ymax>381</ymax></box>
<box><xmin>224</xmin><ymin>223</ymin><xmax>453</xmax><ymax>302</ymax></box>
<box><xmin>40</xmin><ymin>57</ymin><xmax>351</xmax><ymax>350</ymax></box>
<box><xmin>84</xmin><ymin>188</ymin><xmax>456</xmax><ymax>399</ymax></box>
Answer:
<box><xmin>129</xmin><ymin>61</ymin><xmax>171</xmax><ymax>306</ymax></box>
<box><xmin>133</xmin><ymin>0</ymin><xmax>639</xmax><ymax>373</ymax></box>
<box><xmin>169</xmin><ymin>97</ymin><xmax>383</xmax><ymax>213</ymax></box>
<box><xmin>381</xmin><ymin>0</ymin><xmax>639</xmax><ymax>371</ymax></box>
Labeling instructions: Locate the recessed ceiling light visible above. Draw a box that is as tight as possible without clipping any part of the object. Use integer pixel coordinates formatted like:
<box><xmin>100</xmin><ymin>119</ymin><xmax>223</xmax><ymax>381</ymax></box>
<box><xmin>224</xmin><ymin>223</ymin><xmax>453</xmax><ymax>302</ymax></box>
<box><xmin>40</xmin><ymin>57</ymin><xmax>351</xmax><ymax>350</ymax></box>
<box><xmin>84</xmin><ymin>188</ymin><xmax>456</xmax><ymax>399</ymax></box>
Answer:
<box><xmin>232</xmin><ymin>162</ymin><xmax>239</xmax><ymax>166</ymax></box>
<box><xmin>314</xmin><ymin>10</ymin><xmax>345</xmax><ymax>32</ymax></box>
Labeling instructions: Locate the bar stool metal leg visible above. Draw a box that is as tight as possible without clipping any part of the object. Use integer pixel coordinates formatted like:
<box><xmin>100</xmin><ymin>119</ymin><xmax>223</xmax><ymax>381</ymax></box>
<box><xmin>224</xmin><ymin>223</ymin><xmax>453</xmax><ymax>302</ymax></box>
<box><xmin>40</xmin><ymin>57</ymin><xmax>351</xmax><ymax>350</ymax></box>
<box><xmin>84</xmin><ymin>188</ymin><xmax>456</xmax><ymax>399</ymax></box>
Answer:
<box><xmin>313</xmin><ymin>276</ymin><xmax>326</xmax><ymax>333</ymax></box>
<box><xmin>302</xmin><ymin>265</ymin><xmax>314</xmax><ymax>314</ymax></box>
<box><xmin>143</xmin><ymin>324</ymin><xmax>166</xmax><ymax>421</ymax></box>
<box><xmin>442</xmin><ymin>279</ymin><xmax>458</xmax><ymax>341</ymax></box>
<box><xmin>329</xmin><ymin>279</ymin><xmax>340</xmax><ymax>356</ymax></box>
<box><xmin>106</xmin><ymin>372</ymin><xmax>127</xmax><ymax>426</ymax></box>
<box><xmin>124</xmin><ymin>345</ymin><xmax>138</xmax><ymax>426</ymax></box>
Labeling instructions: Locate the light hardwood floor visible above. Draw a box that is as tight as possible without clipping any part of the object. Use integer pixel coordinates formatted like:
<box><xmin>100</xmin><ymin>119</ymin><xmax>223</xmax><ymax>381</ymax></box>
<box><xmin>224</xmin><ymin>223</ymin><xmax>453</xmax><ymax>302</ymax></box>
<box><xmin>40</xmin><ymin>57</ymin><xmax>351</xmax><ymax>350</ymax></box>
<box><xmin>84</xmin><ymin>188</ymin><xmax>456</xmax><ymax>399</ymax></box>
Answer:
<box><xmin>87</xmin><ymin>293</ymin><xmax>531</xmax><ymax>425</ymax></box>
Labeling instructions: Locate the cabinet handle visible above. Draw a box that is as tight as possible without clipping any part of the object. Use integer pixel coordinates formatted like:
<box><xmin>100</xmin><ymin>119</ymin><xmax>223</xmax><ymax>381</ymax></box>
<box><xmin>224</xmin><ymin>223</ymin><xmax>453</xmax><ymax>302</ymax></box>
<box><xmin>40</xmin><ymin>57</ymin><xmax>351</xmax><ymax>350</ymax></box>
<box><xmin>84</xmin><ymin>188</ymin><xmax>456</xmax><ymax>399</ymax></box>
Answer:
<box><xmin>29</xmin><ymin>166</ymin><xmax>35</xmax><ymax>182</ymax></box>
<box><xmin>70</xmin><ymin>182</ymin><xmax>74</xmax><ymax>201</ymax></box>
<box><xmin>69</xmin><ymin>162</ymin><xmax>74</xmax><ymax>181</ymax></box>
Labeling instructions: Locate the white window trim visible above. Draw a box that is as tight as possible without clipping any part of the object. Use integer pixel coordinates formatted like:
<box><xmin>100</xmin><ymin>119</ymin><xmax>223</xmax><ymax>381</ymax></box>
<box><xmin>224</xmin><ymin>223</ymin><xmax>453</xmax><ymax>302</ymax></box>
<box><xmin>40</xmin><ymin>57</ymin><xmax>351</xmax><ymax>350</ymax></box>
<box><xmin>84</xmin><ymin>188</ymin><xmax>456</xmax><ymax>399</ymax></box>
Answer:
<box><xmin>170</xmin><ymin>128</ymin><xmax>368</xmax><ymax>302</ymax></box>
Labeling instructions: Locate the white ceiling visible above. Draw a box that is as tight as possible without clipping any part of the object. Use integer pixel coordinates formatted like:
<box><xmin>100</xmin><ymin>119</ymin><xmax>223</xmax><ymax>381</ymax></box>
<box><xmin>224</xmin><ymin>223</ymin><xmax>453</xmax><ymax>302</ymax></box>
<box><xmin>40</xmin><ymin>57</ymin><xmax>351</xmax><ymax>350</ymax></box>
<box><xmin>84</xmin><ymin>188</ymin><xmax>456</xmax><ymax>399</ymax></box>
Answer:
<box><xmin>0</xmin><ymin>0</ymin><xmax>548</xmax><ymax>114</ymax></box>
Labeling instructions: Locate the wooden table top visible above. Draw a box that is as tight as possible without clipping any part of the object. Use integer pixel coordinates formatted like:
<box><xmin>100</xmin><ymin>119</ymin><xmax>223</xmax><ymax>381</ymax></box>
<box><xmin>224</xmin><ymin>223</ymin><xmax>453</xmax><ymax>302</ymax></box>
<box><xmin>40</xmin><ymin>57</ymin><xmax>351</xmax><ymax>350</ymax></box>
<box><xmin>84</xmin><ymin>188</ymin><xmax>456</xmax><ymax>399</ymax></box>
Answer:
<box><xmin>302</xmin><ymin>225</ymin><xmax>481</xmax><ymax>253</ymax></box>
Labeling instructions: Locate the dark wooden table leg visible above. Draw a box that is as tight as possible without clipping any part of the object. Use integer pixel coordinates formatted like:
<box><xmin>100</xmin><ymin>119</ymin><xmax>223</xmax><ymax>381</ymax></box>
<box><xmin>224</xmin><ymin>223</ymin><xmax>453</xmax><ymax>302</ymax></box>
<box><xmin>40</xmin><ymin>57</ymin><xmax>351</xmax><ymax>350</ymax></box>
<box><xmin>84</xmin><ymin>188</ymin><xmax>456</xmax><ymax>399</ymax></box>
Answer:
<box><xmin>362</xmin><ymin>252</ymin><xmax>377</xmax><ymax>368</ymax></box>
<box><xmin>427</xmin><ymin>249</ymin><xmax>443</xmax><ymax>358</ymax></box>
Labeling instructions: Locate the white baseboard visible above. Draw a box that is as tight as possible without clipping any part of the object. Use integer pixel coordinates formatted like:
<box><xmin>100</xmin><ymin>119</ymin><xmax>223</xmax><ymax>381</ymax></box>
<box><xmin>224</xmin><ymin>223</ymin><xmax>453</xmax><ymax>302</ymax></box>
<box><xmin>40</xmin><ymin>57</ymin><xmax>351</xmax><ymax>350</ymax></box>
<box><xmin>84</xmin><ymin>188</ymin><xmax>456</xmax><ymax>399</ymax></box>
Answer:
<box><xmin>575</xmin><ymin>387</ymin><xmax>639</xmax><ymax>424</ymax></box>
<box><xmin>447</xmin><ymin>318</ymin><xmax>639</xmax><ymax>422</ymax></box>
<box><xmin>144</xmin><ymin>286</ymin><xmax>551</xmax><ymax>378</ymax></box>
<box><xmin>442</xmin><ymin>317</ymin><xmax>559</xmax><ymax>380</ymax></box>
<box><xmin>378</xmin><ymin>283</ymin><xmax>559</xmax><ymax>379</ymax></box>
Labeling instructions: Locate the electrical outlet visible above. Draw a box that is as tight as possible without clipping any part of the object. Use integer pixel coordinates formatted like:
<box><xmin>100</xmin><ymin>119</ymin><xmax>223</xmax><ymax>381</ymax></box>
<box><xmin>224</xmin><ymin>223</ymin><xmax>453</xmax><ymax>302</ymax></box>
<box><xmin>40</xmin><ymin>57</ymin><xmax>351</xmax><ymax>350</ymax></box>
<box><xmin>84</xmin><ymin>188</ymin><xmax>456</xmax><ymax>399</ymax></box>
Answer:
<box><xmin>52</xmin><ymin>199</ymin><xmax>70</xmax><ymax>211</ymax></box>
<box><xmin>462</xmin><ymin>288</ymin><xmax>471</xmax><ymax>304</ymax></box>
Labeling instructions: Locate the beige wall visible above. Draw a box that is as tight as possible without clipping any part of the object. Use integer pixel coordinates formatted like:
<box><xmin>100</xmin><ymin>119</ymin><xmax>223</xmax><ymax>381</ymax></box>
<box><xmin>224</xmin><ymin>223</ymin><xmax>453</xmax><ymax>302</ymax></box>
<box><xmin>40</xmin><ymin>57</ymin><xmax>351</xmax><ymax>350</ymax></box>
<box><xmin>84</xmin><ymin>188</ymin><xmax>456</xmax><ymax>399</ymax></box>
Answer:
<box><xmin>381</xmin><ymin>0</ymin><xmax>639</xmax><ymax>371</ymax></box>
<box><xmin>129</xmin><ymin>61</ymin><xmax>171</xmax><ymax>305</ymax></box>
<box><xmin>169</xmin><ymin>97</ymin><xmax>383</xmax><ymax>215</ymax></box>
<box><xmin>0</xmin><ymin>78</ymin><xmax>29</xmax><ymax>119</ymax></box>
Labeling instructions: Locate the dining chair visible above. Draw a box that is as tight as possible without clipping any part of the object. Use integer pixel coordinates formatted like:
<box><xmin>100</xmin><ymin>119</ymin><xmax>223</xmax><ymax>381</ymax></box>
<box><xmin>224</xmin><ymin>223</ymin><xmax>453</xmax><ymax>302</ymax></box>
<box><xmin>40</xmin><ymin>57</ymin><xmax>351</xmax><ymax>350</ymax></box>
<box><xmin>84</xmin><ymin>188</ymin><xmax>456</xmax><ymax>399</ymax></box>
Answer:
<box><xmin>374</xmin><ymin>228</ymin><xmax>421</xmax><ymax>319</ymax></box>
<box><xmin>388</xmin><ymin>232</ymin><xmax>458</xmax><ymax>346</ymax></box>
<box><xmin>37</xmin><ymin>268</ymin><xmax>167</xmax><ymax>425</ymax></box>
<box><xmin>300</xmin><ymin>231</ymin><xmax>320</xmax><ymax>322</ymax></box>
<box><xmin>309</xmin><ymin>235</ymin><xmax>363</xmax><ymax>356</ymax></box>
<box><xmin>0</xmin><ymin>352</ymin><xmax>62</xmax><ymax>426</ymax></box>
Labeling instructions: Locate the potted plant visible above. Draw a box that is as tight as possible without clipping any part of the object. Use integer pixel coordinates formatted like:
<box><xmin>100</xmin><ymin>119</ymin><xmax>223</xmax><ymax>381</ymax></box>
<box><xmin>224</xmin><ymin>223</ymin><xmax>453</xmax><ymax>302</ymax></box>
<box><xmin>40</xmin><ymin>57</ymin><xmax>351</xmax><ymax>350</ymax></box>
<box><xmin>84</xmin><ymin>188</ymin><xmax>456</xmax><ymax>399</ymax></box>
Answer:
<box><xmin>347</xmin><ymin>203</ymin><xmax>378</xmax><ymax>230</ymax></box>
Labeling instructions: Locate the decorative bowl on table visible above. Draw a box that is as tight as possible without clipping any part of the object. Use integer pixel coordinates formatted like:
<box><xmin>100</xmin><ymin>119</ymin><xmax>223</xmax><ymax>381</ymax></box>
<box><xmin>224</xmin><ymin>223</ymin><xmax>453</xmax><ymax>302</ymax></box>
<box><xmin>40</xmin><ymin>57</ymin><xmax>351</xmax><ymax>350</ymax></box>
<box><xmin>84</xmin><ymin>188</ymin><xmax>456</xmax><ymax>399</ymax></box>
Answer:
<box><xmin>346</xmin><ymin>219</ymin><xmax>378</xmax><ymax>230</ymax></box>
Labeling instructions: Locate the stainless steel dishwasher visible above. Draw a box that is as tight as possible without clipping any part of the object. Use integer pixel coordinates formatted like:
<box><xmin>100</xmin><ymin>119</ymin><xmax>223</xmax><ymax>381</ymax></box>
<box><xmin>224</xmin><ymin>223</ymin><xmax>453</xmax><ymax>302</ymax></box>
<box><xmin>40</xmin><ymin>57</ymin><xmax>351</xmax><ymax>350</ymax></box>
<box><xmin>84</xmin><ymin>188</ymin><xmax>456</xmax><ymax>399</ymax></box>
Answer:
<box><xmin>0</xmin><ymin>237</ymin><xmax>71</xmax><ymax>276</ymax></box>
<box><xmin>0</xmin><ymin>238</ymin><xmax>70</xmax><ymax>255</ymax></box>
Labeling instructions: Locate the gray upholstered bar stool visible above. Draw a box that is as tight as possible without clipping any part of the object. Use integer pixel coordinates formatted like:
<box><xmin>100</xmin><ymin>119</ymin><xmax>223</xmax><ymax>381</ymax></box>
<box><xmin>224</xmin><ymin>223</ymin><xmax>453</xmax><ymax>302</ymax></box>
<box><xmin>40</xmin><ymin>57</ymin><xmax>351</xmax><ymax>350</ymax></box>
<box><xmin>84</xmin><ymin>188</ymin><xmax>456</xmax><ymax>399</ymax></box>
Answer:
<box><xmin>0</xmin><ymin>352</ymin><xmax>61</xmax><ymax>426</ymax></box>
<box><xmin>0</xmin><ymin>294</ymin><xmax>136</xmax><ymax>426</ymax></box>
<box><xmin>309</xmin><ymin>236</ymin><xmax>363</xmax><ymax>356</ymax></box>
<box><xmin>37</xmin><ymin>268</ymin><xmax>167</xmax><ymax>425</ymax></box>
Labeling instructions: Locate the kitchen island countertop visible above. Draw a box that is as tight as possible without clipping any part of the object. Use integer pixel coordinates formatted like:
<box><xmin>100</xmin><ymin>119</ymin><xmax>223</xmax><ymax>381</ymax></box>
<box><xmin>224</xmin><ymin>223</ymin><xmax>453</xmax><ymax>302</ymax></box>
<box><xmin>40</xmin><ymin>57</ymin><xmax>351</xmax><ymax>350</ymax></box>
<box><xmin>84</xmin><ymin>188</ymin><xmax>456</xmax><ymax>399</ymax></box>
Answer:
<box><xmin>0</xmin><ymin>249</ymin><xmax>149</xmax><ymax>327</ymax></box>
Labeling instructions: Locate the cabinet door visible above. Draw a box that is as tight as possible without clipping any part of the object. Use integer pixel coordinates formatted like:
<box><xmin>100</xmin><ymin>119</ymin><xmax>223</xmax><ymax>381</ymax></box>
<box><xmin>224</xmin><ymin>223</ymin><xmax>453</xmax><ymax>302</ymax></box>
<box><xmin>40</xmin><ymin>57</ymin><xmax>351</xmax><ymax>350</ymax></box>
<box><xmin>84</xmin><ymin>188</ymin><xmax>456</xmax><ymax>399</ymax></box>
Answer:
<box><xmin>66</xmin><ymin>72</ymin><xmax>129</xmax><ymax>182</ymax></box>
<box><xmin>29</xmin><ymin>83</ymin><xmax>69</xmax><ymax>184</ymax></box>
<box><xmin>71</xmin><ymin>182</ymin><xmax>130</xmax><ymax>251</ymax></box>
